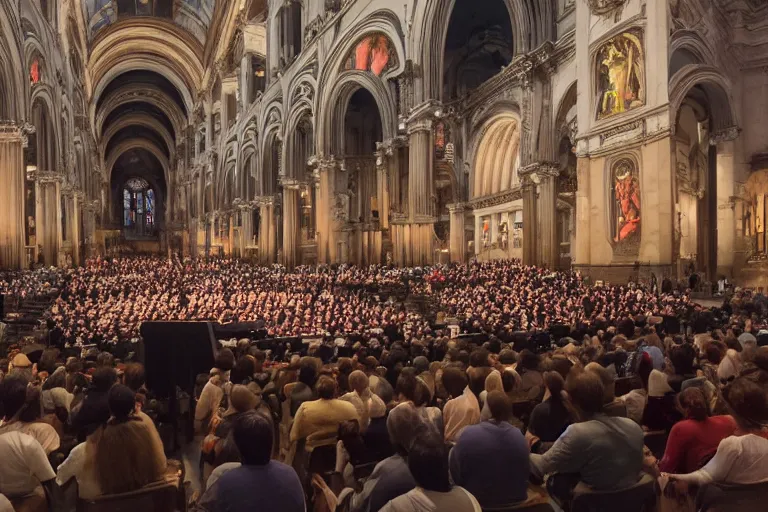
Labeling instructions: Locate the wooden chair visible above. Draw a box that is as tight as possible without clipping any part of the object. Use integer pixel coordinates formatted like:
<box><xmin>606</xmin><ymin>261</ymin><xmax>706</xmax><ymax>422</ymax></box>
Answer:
<box><xmin>695</xmin><ymin>481</ymin><xmax>768</xmax><ymax>512</ymax></box>
<box><xmin>76</xmin><ymin>480</ymin><xmax>184</xmax><ymax>512</ymax></box>
<box><xmin>571</xmin><ymin>473</ymin><xmax>656</xmax><ymax>512</ymax></box>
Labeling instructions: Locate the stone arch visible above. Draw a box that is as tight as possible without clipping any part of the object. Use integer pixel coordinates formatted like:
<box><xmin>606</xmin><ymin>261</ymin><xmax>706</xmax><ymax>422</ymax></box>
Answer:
<box><xmin>0</xmin><ymin>3</ymin><xmax>24</xmax><ymax>121</ymax></box>
<box><xmin>669</xmin><ymin>30</ymin><xmax>717</xmax><ymax>76</ymax></box>
<box><xmin>415</xmin><ymin>0</ymin><xmax>553</xmax><ymax>102</ymax></box>
<box><xmin>319</xmin><ymin>71</ymin><xmax>397</xmax><ymax>156</ymax></box>
<box><xmin>669</xmin><ymin>64</ymin><xmax>738</xmax><ymax>134</ymax></box>
<box><xmin>30</xmin><ymin>92</ymin><xmax>58</xmax><ymax>173</ymax></box>
<box><xmin>95</xmin><ymin>84</ymin><xmax>187</xmax><ymax>141</ymax></box>
<box><xmin>101</xmin><ymin>114</ymin><xmax>176</xmax><ymax>165</ymax></box>
<box><xmin>471</xmin><ymin>111</ymin><xmax>522</xmax><ymax>198</ymax></box>
<box><xmin>105</xmin><ymin>140</ymin><xmax>171</xmax><ymax>189</ymax></box>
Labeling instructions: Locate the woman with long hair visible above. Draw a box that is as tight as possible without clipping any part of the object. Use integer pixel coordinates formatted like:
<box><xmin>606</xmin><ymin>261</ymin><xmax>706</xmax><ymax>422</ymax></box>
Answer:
<box><xmin>86</xmin><ymin>384</ymin><xmax>167</xmax><ymax>496</ymax></box>
<box><xmin>658</xmin><ymin>387</ymin><xmax>736</xmax><ymax>474</ymax></box>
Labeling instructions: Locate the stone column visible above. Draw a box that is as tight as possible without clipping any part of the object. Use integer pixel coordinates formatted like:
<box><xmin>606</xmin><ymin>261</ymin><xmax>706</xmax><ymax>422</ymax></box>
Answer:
<box><xmin>714</xmin><ymin>129</ymin><xmax>738</xmax><ymax>277</ymax></box>
<box><xmin>316</xmin><ymin>159</ymin><xmax>336</xmax><ymax>264</ymax></box>
<box><xmin>0</xmin><ymin>124</ymin><xmax>26</xmax><ymax>269</ymax></box>
<box><xmin>406</xmin><ymin>117</ymin><xmax>435</xmax><ymax>265</ymax></box>
<box><xmin>37</xmin><ymin>171</ymin><xmax>63</xmax><ymax>267</ymax></box>
<box><xmin>448</xmin><ymin>203</ymin><xmax>466</xmax><ymax>263</ymax></box>
<box><xmin>375</xmin><ymin>149</ymin><xmax>390</xmax><ymax>230</ymax></box>
<box><xmin>258</xmin><ymin>197</ymin><xmax>277</xmax><ymax>264</ymax></box>
<box><xmin>520</xmin><ymin>173</ymin><xmax>538</xmax><ymax>266</ymax></box>
<box><xmin>281</xmin><ymin>179</ymin><xmax>300</xmax><ymax>267</ymax></box>
<box><xmin>538</xmin><ymin>164</ymin><xmax>559</xmax><ymax>269</ymax></box>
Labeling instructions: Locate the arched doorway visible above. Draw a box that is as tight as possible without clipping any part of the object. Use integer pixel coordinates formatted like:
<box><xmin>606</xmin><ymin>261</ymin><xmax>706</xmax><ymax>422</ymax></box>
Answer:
<box><xmin>343</xmin><ymin>88</ymin><xmax>383</xmax><ymax>264</ymax></box>
<box><xmin>471</xmin><ymin>113</ymin><xmax>522</xmax><ymax>259</ymax></box>
<box><xmin>441</xmin><ymin>0</ymin><xmax>514</xmax><ymax>101</ymax></box>
<box><xmin>111</xmin><ymin>149</ymin><xmax>167</xmax><ymax>242</ymax></box>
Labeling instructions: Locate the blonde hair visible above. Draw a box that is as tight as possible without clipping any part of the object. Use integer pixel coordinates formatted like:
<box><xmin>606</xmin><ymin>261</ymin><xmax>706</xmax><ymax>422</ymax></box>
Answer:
<box><xmin>86</xmin><ymin>413</ymin><xmax>167</xmax><ymax>496</ymax></box>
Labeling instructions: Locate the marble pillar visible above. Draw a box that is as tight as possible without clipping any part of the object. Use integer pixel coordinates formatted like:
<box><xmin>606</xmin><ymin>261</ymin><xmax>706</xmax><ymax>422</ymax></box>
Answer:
<box><xmin>0</xmin><ymin>124</ymin><xmax>26</xmax><ymax>269</ymax></box>
<box><xmin>715</xmin><ymin>136</ymin><xmax>736</xmax><ymax>276</ymax></box>
<box><xmin>259</xmin><ymin>198</ymin><xmax>277</xmax><ymax>264</ymax></box>
<box><xmin>316</xmin><ymin>159</ymin><xmax>336</xmax><ymax>264</ymax></box>
<box><xmin>281</xmin><ymin>180</ymin><xmax>300</xmax><ymax>267</ymax></box>
<box><xmin>404</xmin><ymin>119</ymin><xmax>434</xmax><ymax>266</ymax></box>
<box><xmin>521</xmin><ymin>178</ymin><xmax>537</xmax><ymax>266</ymax></box>
<box><xmin>538</xmin><ymin>166</ymin><xmax>559</xmax><ymax>269</ymax></box>
<box><xmin>37</xmin><ymin>172</ymin><xmax>63</xmax><ymax>267</ymax></box>
<box><xmin>448</xmin><ymin>204</ymin><xmax>466</xmax><ymax>263</ymax></box>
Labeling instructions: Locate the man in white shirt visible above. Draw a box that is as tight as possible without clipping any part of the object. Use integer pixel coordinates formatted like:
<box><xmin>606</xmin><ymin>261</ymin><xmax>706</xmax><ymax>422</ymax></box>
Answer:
<box><xmin>0</xmin><ymin>431</ymin><xmax>56</xmax><ymax>500</ymax></box>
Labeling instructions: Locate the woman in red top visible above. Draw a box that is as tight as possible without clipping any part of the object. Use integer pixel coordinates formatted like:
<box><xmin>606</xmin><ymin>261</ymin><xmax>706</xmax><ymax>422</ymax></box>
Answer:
<box><xmin>658</xmin><ymin>387</ymin><xmax>737</xmax><ymax>474</ymax></box>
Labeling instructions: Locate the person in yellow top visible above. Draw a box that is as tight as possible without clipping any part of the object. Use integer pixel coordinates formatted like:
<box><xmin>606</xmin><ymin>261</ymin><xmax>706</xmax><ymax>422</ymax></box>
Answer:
<box><xmin>290</xmin><ymin>375</ymin><xmax>359</xmax><ymax>445</ymax></box>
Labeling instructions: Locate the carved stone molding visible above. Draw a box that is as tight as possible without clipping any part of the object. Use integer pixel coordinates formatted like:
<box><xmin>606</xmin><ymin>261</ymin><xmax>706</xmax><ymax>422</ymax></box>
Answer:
<box><xmin>0</xmin><ymin>121</ymin><xmax>23</xmax><ymax>142</ymax></box>
<box><xmin>468</xmin><ymin>188</ymin><xmax>524</xmax><ymax>210</ymax></box>
<box><xmin>279</xmin><ymin>177</ymin><xmax>301</xmax><ymax>190</ymax></box>
<box><xmin>447</xmin><ymin>203</ymin><xmax>466</xmax><ymax>214</ymax></box>
<box><xmin>37</xmin><ymin>171</ymin><xmax>64</xmax><ymax>184</ymax></box>
<box><xmin>710</xmin><ymin>126</ymin><xmax>740</xmax><ymax>145</ymax></box>
<box><xmin>588</xmin><ymin>0</ymin><xmax>626</xmax><ymax>16</ymax></box>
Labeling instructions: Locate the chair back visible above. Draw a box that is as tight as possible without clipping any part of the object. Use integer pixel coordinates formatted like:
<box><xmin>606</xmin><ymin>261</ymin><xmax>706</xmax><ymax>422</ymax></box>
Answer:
<box><xmin>615</xmin><ymin>377</ymin><xmax>641</xmax><ymax>397</ymax></box>
<box><xmin>77</xmin><ymin>481</ymin><xmax>182</xmax><ymax>512</ymax></box>
<box><xmin>571</xmin><ymin>473</ymin><xmax>656</xmax><ymax>512</ymax></box>
<box><xmin>695</xmin><ymin>481</ymin><xmax>768</xmax><ymax>512</ymax></box>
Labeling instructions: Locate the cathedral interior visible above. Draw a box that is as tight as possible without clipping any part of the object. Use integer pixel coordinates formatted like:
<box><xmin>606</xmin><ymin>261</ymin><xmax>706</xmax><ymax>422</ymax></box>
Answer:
<box><xmin>1</xmin><ymin>0</ymin><xmax>767</xmax><ymax>287</ymax></box>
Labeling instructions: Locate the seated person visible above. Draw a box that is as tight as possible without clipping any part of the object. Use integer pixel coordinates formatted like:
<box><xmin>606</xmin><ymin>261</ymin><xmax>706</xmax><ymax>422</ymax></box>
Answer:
<box><xmin>56</xmin><ymin>384</ymin><xmax>167</xmax><ymax>499</ymax></box>
<box><xmin>0</xmin><ymin>430</ymin><xmax>56</xmax><ymax>507</ymax></box>
<box><xmin>450</xmin><ymin>391</ymin><xmax>529</xmax><ymax>509</ymax></box>
<box><xmin>530</xmin><ymin>371</ymin><xmax>644</xmax><ymax>505</ymax></box>
<box><xmin>665</xmin><ymin>370</ymin><xmax>768</xmax><ymax>487</ymax></box>
<box><xmin>0</xmin><ymin>375</ymin><xmax>60</xmax><ymax>455</ymax></box>
<box><xmin>194</xmin><ymin>410</ymin><xmax>305</xmax><ymax>512</ymax></box>
<box><xmin>527</xmin><ymin>371</ymin><xmax>571</xmax><ymax>447</ymax></box>
<box><xmin>658</xmin><ymin>387</ymin><xmax>736</xmax><ymax>474</ymax></box>
<box><xmin>441</xmin><ymin>368</ymin><xmax>480</xmax><ymax>444</ymax></box>
<box><xmin>349</xmin><ymin>403</ymin><xmax>421</xmax><ymax>512</ymax></box>
<box><xmin>380</xmin><ymin>428</ymin><xmax>482</xmax><ymax>512</ymax></box>
<box><xmin>290</xmin><ymin>375</ymin><xmax>359</xmax><ymax>445</ymax></box>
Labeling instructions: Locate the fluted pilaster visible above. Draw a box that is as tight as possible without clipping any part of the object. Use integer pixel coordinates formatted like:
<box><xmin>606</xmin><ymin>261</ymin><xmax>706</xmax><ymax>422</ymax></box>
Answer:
<box><xmin>0</xmin><ymin>125</ymin><xmax>25</xmax><ymax>269</ymax></box>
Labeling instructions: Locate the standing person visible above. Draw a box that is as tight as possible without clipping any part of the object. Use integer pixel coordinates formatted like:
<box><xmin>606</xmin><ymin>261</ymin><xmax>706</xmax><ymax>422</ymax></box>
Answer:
<box><xmin>441</xmin><ymin>368</ymin><xmax>480</xmax><ymax>444</ymax></box>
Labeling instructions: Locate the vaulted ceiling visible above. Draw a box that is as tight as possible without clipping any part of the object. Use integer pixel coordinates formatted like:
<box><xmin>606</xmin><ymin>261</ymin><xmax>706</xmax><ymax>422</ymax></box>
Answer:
<box><xmin>84</xmin><ymin>0</ymin><xmax>217</xmax><ymax>44</ymax></box>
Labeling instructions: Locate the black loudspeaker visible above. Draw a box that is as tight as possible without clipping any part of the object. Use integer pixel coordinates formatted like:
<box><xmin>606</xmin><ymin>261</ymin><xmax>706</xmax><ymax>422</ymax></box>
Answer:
<box><xmin>140</xmin><ymin>321</ymin><xmax>218</xmax><ymax>399</ymax></box>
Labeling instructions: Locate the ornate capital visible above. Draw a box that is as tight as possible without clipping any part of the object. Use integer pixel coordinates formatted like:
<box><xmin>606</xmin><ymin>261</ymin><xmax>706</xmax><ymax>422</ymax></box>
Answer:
<box><xmin>447</xmin><ymin>203</ymin><xmax>466</xmax><ymax>214</ymax></box>
<box><xmin>279</xmin><ymin>177</ymin><xmax>301</xmax><ymax>190</ymax></box>
<box><xmin>588</xmin><ymin>0</ymin><xmax>626</xmax><ymax>16</ymax></box>
<box><xmin>710</xmin><ymin>126</ymin><xmax>740</xmax><ymax>146</ymax></box>
<box><xmin>0</xmin><ymin>121</ymin><xmax>23</xmax><ymax>142</ymax></box>
<box><xmin>37</xmin><ymin>171</ymin><xmax>64</xmax><ymax>184</ymax></box>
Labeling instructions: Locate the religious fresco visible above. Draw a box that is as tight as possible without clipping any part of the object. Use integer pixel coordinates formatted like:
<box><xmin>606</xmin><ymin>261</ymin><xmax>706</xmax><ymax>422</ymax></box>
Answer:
<box><xmin>611</xmin><ymin>158</ymin><xmax>641</xmax><ymax>251</ymax></box>
<box><xmin>344</xmin><ymin>33</ymin><xmax>396</xmax><ymax>77</ymax></box>
<box><xmin>595</xmin><ymin>30</ymin><xmax>645</xmax><ymax>119</ymax></box>
<box><xmin>84</xmin><ymin>0</ymin><xmax>214</xmax><ymax>42</ymax></box>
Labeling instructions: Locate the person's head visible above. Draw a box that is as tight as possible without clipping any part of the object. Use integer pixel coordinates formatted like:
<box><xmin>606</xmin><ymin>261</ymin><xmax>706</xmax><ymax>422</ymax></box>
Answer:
<box><xmin>676</xmin><ymin>387</ymin><xmax>710</xmax><ymax>421</ymax></box>
<box><xmin>298</xmin><ymin>362</ymin><xmax>317</xmax><ymax>387</ymax></box>
<box><xmin>214</xmin><ymin>348</ymin><xmax>236</xmax><ymax>372</ymax></box>
<box><xmin>122</xmin><ymin>363</ymin><xmax>145</xmax><ymax>392</ymax></box>
<box><xmin>518</xmin><ymin>350</ymin><xmax>540</xmax><ymax>372</ymax></box>
<box><xmin>565</xmin><ymin>370</ymin><xmax>605</xmax><ymax>419</ymax></box>
<box><xmin>92</xmin><ymin>366</ymin><xmax>118</xmax><ymax>392</ymax></box>
<box><xmin>722</xmin><ymin>370</ymin><xmax>768</xmax><ymax>431</ymax></box>
<box><xmin>543</xmin><ymin>370</ymin><xmax>565</xmax><ymax>403</ymax></box>
<box><xmin>703</xmin><ymin>341</ymin><xmax>725</xmax><ymax>365</ymax></box>
<box><xmin>348</xmin><ymin>370</ymin><xmax>369</xmax><ymax>395</ymax></box>
<box><xmin>486</xmin><ymin>390</ymin><xmax>512</xmax><ymax>422</ymax></box>
<box><xmin>412</xmin><ymin>356</ymin><xmax>430</xmax><ymax>374</ymax></box>
<box><xmin>469</xmin><ymin>348</ymin><xmax>490</xmax><ymax>368</ymax></box>
<box><xmin>0</xmin><ymin>374</ymin><xmax>29</xmax><ymax>420</ymax></box>
<box><xmin>387</xmin><ymin>403</ymin><xmax>424</xmax><ymax>456</ymax></box>
<box><xmin>96</xmin><ymin>352</ymin><xmax>115</xmax><ymax>368</ymax></box>
<box><xmin>407</xmin><ymin>429</ymin><xmax>452</xmax><ymax>493</ymax></box>
<box><xmin>18</xmin><ymin>385</ymin><xmax>43</xmax><ymax>422</ymax></box>
<box><xmin>584</xmin><ymin>362</ymin><xmax>616</xmax><ymax>403</ymax></box>
<box><xmin>441</xmin><ymin>367</ymin><xmax>468</xmax><ymax>398</ymax></box>
<box><xmin>229</xmin><ymin>384</ymin><xmax>258</xmax><ymax>413</ymax></box>
<box><xmin>231</xmin><ymin>356</ymin><xmax>255</xmax><ymax>384</ymax></box>
<box><xmin>499</xmin><ymin>349</ymin><xmax>517</xmax><ymax>365</ymax></box>
<box><xmin>316</xmin><ymin>375</ymin><xmax>337</xmax><ymax>400</ymax></box>
<box><xmin>669</xmin><ymin>343</ymin><xmax>696</xmax><ymax>376</ymax></box>
<box><xmin>249</xmin><ymin>348</ymin><xmax>267</xmax><ymax>371</ymax></box>
<box><xmin>107</xmin><ymin>384</ymin><xmax>136</xmax><ymax>422</ymax></box>
<box><xmin>232</xmin><ymin>410</ymin><xmax>273</xmax><ymax>465</ymax></box>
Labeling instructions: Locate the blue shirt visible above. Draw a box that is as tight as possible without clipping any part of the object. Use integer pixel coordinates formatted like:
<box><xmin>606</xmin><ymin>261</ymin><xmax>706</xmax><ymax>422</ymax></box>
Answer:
<box><xmin>449</xmin><ymin>421</ymin><xmax>530</xmax><ymax>508</ymax></box>
<box><xmin>201</xmin><ymin>461</ymin><xmax>305</xmax><ymax>512</ymax></box>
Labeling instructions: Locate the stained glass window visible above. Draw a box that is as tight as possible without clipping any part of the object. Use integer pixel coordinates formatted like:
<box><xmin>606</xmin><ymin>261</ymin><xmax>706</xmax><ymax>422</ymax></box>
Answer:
<box><xmin>123</xmin><ymin>189</ymin><xmax>133</xmax><ymax>226</ymax></box>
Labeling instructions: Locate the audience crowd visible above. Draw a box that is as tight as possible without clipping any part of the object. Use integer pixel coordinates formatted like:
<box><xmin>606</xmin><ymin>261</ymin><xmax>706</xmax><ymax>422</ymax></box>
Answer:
<box><xmin>0</xmin><ymin>256</ymin><xmax>767</xmax><ymax>511</ymax></box>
